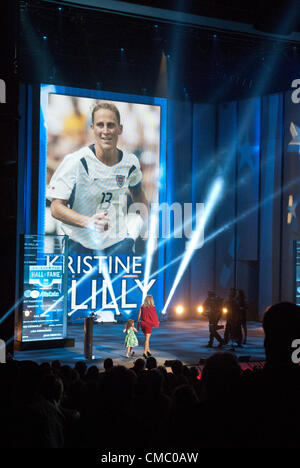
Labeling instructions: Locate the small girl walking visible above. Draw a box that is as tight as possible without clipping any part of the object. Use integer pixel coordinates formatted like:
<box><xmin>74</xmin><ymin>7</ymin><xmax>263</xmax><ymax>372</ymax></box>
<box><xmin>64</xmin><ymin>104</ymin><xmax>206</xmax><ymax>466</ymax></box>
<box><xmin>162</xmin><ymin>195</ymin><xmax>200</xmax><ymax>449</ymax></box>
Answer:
<box><xmin>123</xmin><ymin>319</ymin><xmax>139</xmax><ymax>358</ymax></box>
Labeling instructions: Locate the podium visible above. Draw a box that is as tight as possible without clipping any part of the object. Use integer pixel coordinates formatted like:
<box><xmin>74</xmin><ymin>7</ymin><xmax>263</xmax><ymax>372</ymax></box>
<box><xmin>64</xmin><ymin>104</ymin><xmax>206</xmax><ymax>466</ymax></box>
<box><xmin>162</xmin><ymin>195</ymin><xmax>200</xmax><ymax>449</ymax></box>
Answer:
<box><xmin>84</xmin><ymin>316</ymin><xmax>94</xmax><ymax>359</ymax></box>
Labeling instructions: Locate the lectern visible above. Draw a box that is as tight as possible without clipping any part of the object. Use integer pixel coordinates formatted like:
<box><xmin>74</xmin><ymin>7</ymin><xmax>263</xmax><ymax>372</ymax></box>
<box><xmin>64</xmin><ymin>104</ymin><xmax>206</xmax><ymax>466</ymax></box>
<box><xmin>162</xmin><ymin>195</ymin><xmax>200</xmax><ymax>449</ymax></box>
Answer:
<box><xmin>84</xmin><ymin>316</ymin><xmax>94</xmax><ymax>359</ymax></box>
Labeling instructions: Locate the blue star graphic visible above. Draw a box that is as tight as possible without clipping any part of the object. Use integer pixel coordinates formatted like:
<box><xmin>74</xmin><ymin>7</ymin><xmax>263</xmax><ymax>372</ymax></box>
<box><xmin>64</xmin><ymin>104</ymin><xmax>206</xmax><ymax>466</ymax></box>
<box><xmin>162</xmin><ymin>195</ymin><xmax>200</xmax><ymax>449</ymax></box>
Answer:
<box><xmin>237</xmin><ymin>139</ymin><xmax>259</xmax><ymax>171</ymax></box>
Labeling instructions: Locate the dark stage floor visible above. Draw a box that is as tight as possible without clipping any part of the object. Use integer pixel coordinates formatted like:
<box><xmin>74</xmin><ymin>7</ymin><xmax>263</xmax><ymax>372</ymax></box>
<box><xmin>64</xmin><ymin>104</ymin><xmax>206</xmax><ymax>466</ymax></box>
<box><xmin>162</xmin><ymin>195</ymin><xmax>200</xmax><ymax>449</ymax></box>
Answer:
<box><xmin>14</xmin><ymin>319</ymin><xmax>265</xmax><ymax>368</ymax></box>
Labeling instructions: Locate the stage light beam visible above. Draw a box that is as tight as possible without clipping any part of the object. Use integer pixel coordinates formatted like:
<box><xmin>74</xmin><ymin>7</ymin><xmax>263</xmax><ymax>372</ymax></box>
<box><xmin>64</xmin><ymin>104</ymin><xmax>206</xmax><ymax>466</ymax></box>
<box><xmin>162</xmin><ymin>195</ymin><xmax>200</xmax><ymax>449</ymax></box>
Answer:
<box><xmin>143</xmin><ymin>204</ymin><xmax>159</xmax><ymax>301</ymax></box>
<box><xmin>162</xmin><ymin>177</ymin><xmax>223</xmax><ymax>315</ymax></box>
<box><xmin>97</xmin><ymin>175</ymin><xmax>300</xmax><ymax>315</ymax></box>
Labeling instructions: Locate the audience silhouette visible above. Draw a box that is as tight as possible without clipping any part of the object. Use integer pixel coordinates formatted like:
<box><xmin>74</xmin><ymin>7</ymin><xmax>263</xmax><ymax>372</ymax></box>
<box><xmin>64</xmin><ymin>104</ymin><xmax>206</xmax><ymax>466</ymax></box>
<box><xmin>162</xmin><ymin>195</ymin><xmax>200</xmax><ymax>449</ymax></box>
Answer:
<box><xmin>1</xmin><ymin>301</ymin><xmax>300</xmax><ymax>448</ymax></box>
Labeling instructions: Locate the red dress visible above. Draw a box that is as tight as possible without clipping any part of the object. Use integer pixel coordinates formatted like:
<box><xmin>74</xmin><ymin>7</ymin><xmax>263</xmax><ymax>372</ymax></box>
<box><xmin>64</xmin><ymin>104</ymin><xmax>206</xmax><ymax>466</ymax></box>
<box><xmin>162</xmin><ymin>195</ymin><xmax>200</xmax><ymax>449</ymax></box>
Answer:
<box><xmin>140</xmin><ymin>305</ymin><xmax>159</xmax><ymax>335</ymax></box>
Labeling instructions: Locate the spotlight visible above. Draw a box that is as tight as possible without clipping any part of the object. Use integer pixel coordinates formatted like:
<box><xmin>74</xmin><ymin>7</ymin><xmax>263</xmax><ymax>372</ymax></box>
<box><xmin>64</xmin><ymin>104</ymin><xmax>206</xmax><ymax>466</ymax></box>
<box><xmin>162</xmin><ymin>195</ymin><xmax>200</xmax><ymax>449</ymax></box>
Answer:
<box><xmin>175</xmin><ymin>305</ymin><xmax>184</xmax><ymax>315</ymax></box>
<box><xmin>222</xmin><ymin>307</ymin><xmax>228</xmax><ymax>314</ymax></box>
<box><xmin>213</xmin><ymin>34</ymin><xmax>217</xmax><ymax>38</ymax></box>
<box><xmin>162</xmin><ymin>177</ymin><xmax>223</xmax><ymax>315</ymax></box>
<box><xmin>197</xmin><ymin>305</ymin><xmax>203</xmax><ymax>314</ymax></box>
<box><xmin>120</xmin><ymin>47</ymin><xmax>125</xmax><ymax>52</ymax></box>
<box><xmin>43</xmin><ymin>35</ymin><xmax>47</xmax><ymax>40</ymax></box>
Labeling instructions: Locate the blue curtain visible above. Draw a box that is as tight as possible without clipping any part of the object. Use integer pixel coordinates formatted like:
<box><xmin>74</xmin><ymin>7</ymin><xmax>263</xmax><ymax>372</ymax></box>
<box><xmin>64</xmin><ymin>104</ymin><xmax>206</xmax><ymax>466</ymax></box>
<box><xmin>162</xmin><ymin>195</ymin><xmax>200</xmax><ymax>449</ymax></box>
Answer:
<box><xmin>165</xmin><ymin>92</ymin><xmax>286</xmax><ymax>319</ymax></box>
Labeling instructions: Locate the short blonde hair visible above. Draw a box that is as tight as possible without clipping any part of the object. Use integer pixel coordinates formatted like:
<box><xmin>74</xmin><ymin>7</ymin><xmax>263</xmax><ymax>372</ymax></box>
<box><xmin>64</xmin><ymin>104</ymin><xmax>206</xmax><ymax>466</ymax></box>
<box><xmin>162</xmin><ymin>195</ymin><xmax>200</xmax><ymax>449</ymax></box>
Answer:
<box><xmin>92</xmin><ymin>102</ymin><xmax>121</xmax><ymax>124</ymax></box>
<box><xmin>143</xmin><ymin>295</ymin><xmax>154</xmax><ymax>307</ymax></box>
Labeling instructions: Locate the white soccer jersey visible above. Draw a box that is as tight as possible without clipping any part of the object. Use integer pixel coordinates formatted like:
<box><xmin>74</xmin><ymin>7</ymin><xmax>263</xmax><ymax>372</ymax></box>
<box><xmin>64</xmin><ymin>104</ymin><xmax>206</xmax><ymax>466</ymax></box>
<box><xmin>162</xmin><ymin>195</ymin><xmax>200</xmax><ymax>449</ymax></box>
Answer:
<box><xmin>46</xmin><ymin>145</ymin><xmax>142</xmax><ymax>250</ymax></box>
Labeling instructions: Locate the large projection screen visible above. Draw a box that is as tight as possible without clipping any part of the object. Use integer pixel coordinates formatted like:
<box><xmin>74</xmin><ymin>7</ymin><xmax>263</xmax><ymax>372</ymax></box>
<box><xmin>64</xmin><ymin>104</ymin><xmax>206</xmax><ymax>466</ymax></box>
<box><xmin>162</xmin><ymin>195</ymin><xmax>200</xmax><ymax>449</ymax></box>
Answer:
<box><xmin>35</xmin><ymin>84</ymin><xmax>166</xmax><ymax>327</ymax></box>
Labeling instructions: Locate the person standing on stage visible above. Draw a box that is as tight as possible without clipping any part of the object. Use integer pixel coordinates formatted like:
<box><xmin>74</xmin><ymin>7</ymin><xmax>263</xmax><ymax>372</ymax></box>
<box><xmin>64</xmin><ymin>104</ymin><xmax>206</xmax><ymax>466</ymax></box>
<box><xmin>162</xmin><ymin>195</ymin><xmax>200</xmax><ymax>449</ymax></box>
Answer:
<box><xmin>224</xmin><ymin>288</ymin><xmax>243</xmax><ymax>347</ymax></box>
<box><xmin>236</xmin><ymin>289</ymin><xmax>248</xmax><ymax>344</ymax></box>
<box><xmin>123</xmin><ymin>319</ymin><xmax>139</xmax><ymax>358</ymax></box>
<box><xmin>47</xmin><ymin>102</ymin><xmax>148</xmax><ymax>255</ymax></box>
<box><xmin>137</xmin><ymin>295</ymin><xmax>159</xmax><ymax>359</ymax></box>
<box><xmin>203</xmin><ymin>291</ymin><xmax>225</xmax><ymax>348</ymax></box>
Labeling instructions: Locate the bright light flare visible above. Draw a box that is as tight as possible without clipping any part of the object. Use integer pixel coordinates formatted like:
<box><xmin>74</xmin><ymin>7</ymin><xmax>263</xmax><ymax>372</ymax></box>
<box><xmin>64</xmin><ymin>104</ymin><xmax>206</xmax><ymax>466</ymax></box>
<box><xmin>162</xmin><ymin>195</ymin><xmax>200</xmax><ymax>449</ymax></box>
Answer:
<box><xmin>197</xmin><ymin>305</ymin><xmax>204</xmax><ymax>314</ymax></box>
<box><xmin>175</xmin><ymin>305</ymin><xmax>184</xmax><ymax>314</ymax></box>
<box><xmin>222</xmin><ymin>307</ymin><xmax>228</xmax><ymax>314</ymax></box>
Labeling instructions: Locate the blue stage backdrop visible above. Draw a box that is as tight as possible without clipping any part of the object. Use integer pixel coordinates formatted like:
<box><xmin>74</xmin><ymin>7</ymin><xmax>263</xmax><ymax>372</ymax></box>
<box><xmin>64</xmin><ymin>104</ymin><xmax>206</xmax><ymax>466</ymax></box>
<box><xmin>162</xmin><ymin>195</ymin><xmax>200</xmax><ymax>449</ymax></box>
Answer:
<box><xmin>17</xmin><ymin>82</ymin><xmax>300</xmax><ymax>341</ymax></box>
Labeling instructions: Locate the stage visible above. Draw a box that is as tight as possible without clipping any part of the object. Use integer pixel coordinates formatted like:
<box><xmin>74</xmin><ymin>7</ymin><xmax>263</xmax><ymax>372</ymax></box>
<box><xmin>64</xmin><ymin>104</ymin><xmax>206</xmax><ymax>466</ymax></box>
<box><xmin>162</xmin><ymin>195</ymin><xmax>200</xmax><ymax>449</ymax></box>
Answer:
<box><xmin>14</xmin><ymin>319</ymin><xmax>265</xmax><ymax>368</ymax></box>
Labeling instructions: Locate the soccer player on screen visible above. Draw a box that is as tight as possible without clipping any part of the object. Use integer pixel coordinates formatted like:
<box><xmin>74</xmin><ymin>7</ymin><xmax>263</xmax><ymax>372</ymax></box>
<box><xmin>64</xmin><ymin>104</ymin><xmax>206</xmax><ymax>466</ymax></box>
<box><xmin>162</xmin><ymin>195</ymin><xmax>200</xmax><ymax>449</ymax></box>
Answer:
<box><xmin>47</xmin><ymin>102</ymin><xmax>148</xmax><ymax>255</ymax></box>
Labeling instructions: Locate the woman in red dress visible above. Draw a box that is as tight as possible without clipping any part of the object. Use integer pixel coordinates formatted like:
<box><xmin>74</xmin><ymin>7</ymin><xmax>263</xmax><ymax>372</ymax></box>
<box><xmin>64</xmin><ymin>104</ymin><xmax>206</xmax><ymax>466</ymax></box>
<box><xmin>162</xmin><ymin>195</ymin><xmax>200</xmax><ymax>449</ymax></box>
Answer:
<box><xmin>137</xmin><ymin>295</ymin><xmax>159</xmax><ymax>359</ymax></box>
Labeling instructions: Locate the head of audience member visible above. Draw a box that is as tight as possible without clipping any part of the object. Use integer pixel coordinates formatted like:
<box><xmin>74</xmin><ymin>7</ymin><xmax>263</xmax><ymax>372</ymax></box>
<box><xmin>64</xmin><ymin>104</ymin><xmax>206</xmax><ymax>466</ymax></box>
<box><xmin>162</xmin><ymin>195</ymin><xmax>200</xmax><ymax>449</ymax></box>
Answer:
<box><xmin>51</xmin><ymin>360</ymin><xmax>61</xmax><ymax>373</ymax></box>
<box><xmin>86</xmin><ymin>365</ymin><xmax>99</xmax><ymax>381</ymax></box>
<box><xmin>102</xmin><ymin>366</ymin><xmax>136</xmax><ymax>404</ymax></box>
<box><xmin>263</xmin><ymin>302</ymin><xmax>300</xmax><ymax>368</ymax></box>
<box><xmin>103</xmin><ymin>358</ymin><xmax>114</xmax><ymax>372</ymax></box>
<box><xmin>39</xmin><ymin>361</ymin><xmax>52</xmax><ymax>375</ymax></box>
<box><xmin>39</xmin><ymin>373</ymin><xmax>64</xmax><ymax>406</ymax></box>
<box><xmin>170</xmin><ymin>360</ymin><xmax>183</xmax><ymax>376</ymax></box>
<box><xmin>182</xmin><ymin>365</ymin><xmax>192</xmax><ymax>381</ymax></box>
<box><xmin>201</xmin><ymin>352</ymin><xmax>241</xmax><ymax>402</ymax></box>
<box><xmin>146</xmin><ymin>356</ymin><xmax>157</xmax><ymax>370</ymax></box>
<box><xmin>59</xmin><ymin>365</ymin><xmax>78</xmax><ymax>392</ymax></box>
<box><xmin>132</xmin><ymin>358</ymin><xmax>145</xmax><ymax>375</ymax></box>
<box><xmin>75</xmin><ymin>361</ymin><xmax>87</xmax><ymax>379</ymax></box>
<box><xmin>171</xmin><ymin>384</ymin><xmax>199</xmax><ymax>410</ymax></box>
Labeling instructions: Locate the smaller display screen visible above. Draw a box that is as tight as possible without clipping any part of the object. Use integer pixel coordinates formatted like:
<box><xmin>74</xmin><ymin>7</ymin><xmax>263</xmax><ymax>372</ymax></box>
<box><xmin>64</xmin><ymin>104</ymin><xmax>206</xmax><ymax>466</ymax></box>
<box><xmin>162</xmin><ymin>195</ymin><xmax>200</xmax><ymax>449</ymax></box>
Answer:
<box><xmin>21</xmin><ymin>235</ymin><xmax>68</xmax><ymax>342</ymax></box>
